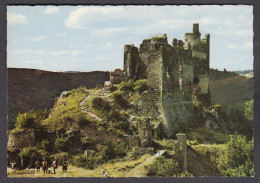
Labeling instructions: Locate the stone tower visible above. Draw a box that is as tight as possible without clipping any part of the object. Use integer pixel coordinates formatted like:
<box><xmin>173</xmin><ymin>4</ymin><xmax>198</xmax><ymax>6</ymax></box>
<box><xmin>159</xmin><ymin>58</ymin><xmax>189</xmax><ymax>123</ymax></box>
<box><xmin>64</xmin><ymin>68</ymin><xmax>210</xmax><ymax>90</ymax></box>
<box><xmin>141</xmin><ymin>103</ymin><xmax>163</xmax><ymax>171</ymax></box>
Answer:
<box><xmin>123</xmin><ymin>23</ymin><xmax>210</xmax><ymax>136</ymax></box>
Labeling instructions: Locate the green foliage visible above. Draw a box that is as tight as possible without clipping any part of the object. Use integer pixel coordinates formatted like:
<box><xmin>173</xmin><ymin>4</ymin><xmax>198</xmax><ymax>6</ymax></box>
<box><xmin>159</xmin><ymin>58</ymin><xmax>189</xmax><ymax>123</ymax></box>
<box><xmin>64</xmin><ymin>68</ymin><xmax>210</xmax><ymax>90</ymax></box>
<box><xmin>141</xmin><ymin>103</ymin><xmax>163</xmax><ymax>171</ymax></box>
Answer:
<box><xmin>40</xmin><ymin>140</ymin><xmax>51</xmax><ymax>151</ymax></box>
<box><xmin>134</xmin><ymin>79</ymin><xmax>149</xmax><ymax>93</ymax></box>
<box><xmin>70</xmin><ymin>154</ymin><xmax>97</xmax><ymax>170</ymax></box>
<box><xmin>92</xmin><ymin>97</ymin><xmax>111</xmax><ymax>111</ymax></box>
<box><xmin>245</xmin><ymin>100</ymin><xmax>254</xmax><ymax>121</ymax></box>
<box><xmin>227</xmin><ymin>100</ymin><xmax>253</xmax><ymax>139</ymax></box>
<box><xmin>15</xmin><ymin>109</ymin><xmax>49</xmax><ymax>129</ymax></box>
<box><xmin>217</xmin><ymin>135</ymin><xmax>254</xmax><ymax>176</ymax></box>
<box><xmin>75</xmin><ymin>114</ymin><xmax>90</xmax><ymax>128</ymax></box>
<box><xmin>42</xmin><ymin>86</ymin><xmax>88</xmax><ymax>130</ymax></box>
<box><xmin>148</xmin><ymin>156</ymin><xmax>180</xmax><ymax>176</ymax></box>
<box><xmin>19</xmin><ymin>147</ymin><xmax>41</xmax><ymax>161</ymax></box>
<box><xmin>54</xmin><ymin>137</ymin><xmax>68</xmax><ymax>152</ymax></box>
<box><xmin>119</xmin><ymin>80</ymin><xmax>134</xmax><ymax>92</ymax></box>
<box><xmin>95</xmin><ymin>142</ymin><xmax>128</xmax><ymax>163</ymax></box>
<box><xmin>188</xmin><ymin>128</ymin><xmax>228</xmax><ymax>144</ymax></box>
<box><xmin>112</xmin><ymin>91</ymin><xmax>128</xmax><ymax>107</ymax></box>
<box><xmin>173</xmin><ymin>171</ymin><xmax>194</xmax><ymax>177</ymax></box>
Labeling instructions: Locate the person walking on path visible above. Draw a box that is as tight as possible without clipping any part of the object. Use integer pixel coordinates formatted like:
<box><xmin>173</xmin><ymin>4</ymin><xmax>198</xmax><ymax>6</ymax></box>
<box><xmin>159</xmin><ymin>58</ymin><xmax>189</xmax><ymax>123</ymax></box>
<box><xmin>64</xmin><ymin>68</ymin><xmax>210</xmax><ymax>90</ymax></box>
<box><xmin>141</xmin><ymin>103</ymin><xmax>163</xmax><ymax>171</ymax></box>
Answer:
<box><xmin>42</xmin><ymin>159</ymin><xmax>48</xmax><ymax>174</ymax></box>
<box><xmin>52</xmin><ymin>160</ymin><xmax>58</xmax><ymax>174</ymax></box>
<box><xmin>103</xmin><ymin>170</ymin><xmax>109</xmax><ymax>177</ymax></box>
<box><xmin>62</xmin><ymin>161</ymin><xmax>68</xmax><ymax>173</ymax></box>
<box><xmin>35</xmin><ymin>160</ymin><xmax>41</xmax><ymax>173</ymax></box>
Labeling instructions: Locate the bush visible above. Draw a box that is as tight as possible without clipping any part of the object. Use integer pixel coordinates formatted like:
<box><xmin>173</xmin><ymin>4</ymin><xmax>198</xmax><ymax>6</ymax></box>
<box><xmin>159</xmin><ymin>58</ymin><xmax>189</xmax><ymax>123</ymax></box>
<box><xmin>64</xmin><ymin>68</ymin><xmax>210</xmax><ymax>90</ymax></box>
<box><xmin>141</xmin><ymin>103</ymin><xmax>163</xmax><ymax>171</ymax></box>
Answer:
<box><xmin>112</xmin><ymin>92</ymin><xmax>128</xmax><ymax>107</ymax></box>
<box><xmin>119</xmin><ymin>80</ymin><xmax>134</xmax><ymax>92</ymax></box>
<box><xmin>92</xmin><ymin>97</ymin><xmax>111</xmax><ymax>111</ymax></box>
<box><xmin>75</xmin><ymin>114</ymin><xmax>90</xmax><ymax>128</ymax></box>
<box><xmin>70</xmin><ymin>154</ymin><xmax>97</xmax><ymax>170</ymax></box>
<box><xmin>217</xmin><ymin>135</ymin><xmax>254</xmax><ymax>176</ymax></box>
<box><xmin>148</xmin><ymin>156</ymin><xmax>181</xmax><ymax>176</ymax></box>
<box><xmin>134</xmin><ymin>79</ymin><xmax>149</xmax><ymax>93</ymax></box>
<box><xmin>15</xmin><ymin>109</ymin><xmax>49</xmax><ymax>129</ymax></box>
<box><xmin>227</xmin><ymin>100</ymin><xmax>254</xmax><ymax>139</ymax></box>
<box><xmin>19</xmin><ymin>147</ymin><xmax>41</xmax><ymax>167</ymax></box>
<box><xmin>40</xmin><ymin>140</ymin><xmax>51</xmax><ymax>152</ymax></box>
<box><xmin>54</xmin><ymin>137</ymin><xmax>68</xmax><ymax>152</ymax></box>
<box><xmin>95</xmin><ymin>142</ymin><xmax>128</xmax><ymax>163</ymax></box>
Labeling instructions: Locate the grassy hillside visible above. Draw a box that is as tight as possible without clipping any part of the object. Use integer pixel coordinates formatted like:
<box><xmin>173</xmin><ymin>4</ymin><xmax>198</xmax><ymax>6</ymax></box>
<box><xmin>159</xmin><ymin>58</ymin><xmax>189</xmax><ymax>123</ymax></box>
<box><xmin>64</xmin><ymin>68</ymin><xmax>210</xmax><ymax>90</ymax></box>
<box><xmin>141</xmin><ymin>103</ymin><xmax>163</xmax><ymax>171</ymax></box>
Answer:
<box><xmin>7</xmin><ymin>68</ymin><xmax>109</xmax><ymax>129</ymax></box>
<box><xmin>209</xmin><ymin>69</ymin><xmax>253</xmax><ymax>110</ymax></box>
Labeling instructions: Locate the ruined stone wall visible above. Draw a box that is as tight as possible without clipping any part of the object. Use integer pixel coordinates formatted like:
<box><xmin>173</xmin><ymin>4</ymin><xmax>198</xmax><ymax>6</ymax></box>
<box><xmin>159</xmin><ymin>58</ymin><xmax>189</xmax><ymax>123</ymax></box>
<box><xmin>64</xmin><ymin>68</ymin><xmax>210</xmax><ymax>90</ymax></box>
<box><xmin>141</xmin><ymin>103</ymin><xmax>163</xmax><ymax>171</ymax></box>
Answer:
<box><xmin>123</xmin><ymin>23</ymin><xmax>210</xmax><ymax>136</ymax></box>
<box><xmin>124</xmin><ymin>44</ymin><xmax>139</xmax><ymax>78</ymax></box>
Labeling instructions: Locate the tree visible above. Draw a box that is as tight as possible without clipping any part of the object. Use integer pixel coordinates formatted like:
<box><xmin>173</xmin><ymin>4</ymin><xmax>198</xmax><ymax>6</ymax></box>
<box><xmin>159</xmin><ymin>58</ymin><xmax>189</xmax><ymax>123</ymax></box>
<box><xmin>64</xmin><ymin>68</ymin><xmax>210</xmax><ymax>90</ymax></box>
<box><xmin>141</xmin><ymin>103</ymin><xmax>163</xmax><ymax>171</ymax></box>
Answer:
<box><xmin>227</xmin><ymin>100</ymin><xmax>253</xmax><ymax>139</ymax></box>
<box><xmin>217</xmin><ymin>135</ymin><xmax>254</xmax><ymax>176</ymax></box>
<box><xmin>15</xmin><ymin>109</ymin><xmax>49</xmax><ymax>129</ymax></box>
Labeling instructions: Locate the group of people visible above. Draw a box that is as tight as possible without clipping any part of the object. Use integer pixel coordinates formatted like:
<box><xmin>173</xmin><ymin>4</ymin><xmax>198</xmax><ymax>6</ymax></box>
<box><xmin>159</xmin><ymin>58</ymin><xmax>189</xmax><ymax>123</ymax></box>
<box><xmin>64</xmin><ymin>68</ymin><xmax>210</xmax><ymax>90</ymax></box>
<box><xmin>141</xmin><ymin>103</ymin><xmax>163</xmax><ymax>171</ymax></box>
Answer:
<box><xmin>35</xmin><ymin>159</ymin><xmax>68</xmax><ymax>174</ymax></box>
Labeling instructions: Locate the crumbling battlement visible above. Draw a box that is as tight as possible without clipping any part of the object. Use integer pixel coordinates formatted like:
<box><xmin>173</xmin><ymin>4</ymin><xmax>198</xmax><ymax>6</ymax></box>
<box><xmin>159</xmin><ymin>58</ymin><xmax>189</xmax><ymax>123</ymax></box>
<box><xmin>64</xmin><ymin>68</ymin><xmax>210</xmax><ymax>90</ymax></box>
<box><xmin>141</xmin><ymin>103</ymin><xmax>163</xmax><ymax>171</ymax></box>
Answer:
<box><xmin>123</xmin><ymin>23</ymin><xmax>211</xmax><ymax>136</ymax></box>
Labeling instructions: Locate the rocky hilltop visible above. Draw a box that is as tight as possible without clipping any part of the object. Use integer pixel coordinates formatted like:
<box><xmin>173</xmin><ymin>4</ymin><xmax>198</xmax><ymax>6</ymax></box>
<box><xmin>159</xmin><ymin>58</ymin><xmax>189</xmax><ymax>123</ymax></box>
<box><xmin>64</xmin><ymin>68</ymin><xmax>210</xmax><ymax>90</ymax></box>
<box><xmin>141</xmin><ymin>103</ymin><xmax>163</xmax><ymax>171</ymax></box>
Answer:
<box><xmin>7</xmin><ymin>68</ymin><xmax>109</xmax><ymax>129</ymax></box>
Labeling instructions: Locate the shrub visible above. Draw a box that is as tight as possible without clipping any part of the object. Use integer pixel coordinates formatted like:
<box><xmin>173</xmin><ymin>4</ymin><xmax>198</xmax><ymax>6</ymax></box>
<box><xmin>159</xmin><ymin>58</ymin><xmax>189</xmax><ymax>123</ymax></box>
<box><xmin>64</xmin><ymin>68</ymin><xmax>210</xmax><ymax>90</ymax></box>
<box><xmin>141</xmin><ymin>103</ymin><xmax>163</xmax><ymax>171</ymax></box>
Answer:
<box><xmin>134</xmin><ymin>79</ymin><xmax>149</xmax><ymax>93</ymax></box>
<box><xmin>227</xmin><ymin>100</ymin><xmax>254</xmax><ymax>139</ymax></box>
<box><xmin>70</xmin><ymin>154</ymin><xmax>97</xmax><ymax>170</ymax></box>
<box><xmin>15</xmin><ymin>109</ymin><xmax>49</xmax><ymax>129</ymax></box>
<box><xmin>54</xmin><ymin>137</ymin><xmax>68</xmax><ymax>152</ymax></box>
<box><xmin>19</xmin><ymin>147</ymin><xmax>41</xmax><ymax>167</ymax></box>
<box><xmin>112</xmin><ymin>92</ymin><xmax>128</xmax><ymax>107</ymax></box>
<box><xmin>217</xmin><ymin>135</ymin><xmax>254</xmax><ymax>176</ymax></box>
<box><xmin>40</xmin><ymin>140</ymin><xmax>51</xmax><ymax>152</ymax></box>
<box><xmin>95</xmin><ymin>142</ymin><xmax>128</xmax><ymax>163</ymax></box>
<box><xmin>75</xmin><ymin>114</ymin><xmax>90</xmax><ymax>128</ymax></box>
<box><xmin>92</xmin><ymin>97</ymin><xmax>111</xmax><ymax>111</ymax></box>
<box><xmin>148</xmin><ymin>156</ymin><xmax>181</xmax><ymax>176</ymax></box>
<box><xmin>119</xmin><ymin>80</ymin><xmax>134</xmax><ymax>92</ymax></box>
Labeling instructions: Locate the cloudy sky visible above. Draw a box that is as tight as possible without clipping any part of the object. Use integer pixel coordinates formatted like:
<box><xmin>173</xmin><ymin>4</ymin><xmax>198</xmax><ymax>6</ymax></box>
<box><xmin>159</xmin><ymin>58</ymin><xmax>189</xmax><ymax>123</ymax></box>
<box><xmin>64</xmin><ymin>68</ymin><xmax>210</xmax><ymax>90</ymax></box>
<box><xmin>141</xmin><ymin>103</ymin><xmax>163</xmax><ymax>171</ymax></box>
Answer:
<box><xmin>7</xmin><ymin>5</ymin><xmax>253</xmax><ymax>72</ymax></box>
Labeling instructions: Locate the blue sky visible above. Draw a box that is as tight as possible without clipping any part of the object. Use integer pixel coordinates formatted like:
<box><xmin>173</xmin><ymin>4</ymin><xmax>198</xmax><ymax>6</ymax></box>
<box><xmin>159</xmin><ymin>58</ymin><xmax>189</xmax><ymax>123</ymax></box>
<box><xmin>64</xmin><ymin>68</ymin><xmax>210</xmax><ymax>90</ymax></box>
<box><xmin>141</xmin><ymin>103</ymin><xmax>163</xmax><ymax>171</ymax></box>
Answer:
<box><xmin>7</xmin><ymin>5</ymin><xmax>253</xmax><ymax>72</ymax></box>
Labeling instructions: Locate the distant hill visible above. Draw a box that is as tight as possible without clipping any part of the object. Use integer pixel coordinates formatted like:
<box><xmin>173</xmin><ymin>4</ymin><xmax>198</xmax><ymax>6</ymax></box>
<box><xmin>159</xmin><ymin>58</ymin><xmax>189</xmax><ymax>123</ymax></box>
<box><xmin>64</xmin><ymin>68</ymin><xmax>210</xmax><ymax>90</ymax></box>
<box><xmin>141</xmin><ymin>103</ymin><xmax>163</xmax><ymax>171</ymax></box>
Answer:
<box><xmin>7</xmin><ymin>68</ymin><xmax>109</xmax><ymax>129</ymax></box>
<box><xmin>7</xmin><ymin>68</ymin><xmax>253</xmax><ymax>130</ymax></box>
<box><xmin>234</xmin><ymin>70</ymin><xmax>253</xmax><ymax>75</ymax></box>
<box><xmin>209</xmin><ymin>69</ymin><xmax>253</xmax><ymax>109</ymax></box>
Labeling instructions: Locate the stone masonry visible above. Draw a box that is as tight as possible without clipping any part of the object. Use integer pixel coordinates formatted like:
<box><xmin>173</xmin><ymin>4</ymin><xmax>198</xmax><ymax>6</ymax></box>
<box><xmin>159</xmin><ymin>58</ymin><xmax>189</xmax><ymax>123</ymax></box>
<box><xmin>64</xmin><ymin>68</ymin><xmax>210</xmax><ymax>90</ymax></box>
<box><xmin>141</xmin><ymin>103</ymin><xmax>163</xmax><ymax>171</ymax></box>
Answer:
<box><xmin>123</xmin><ymin>24</ymin><xmax>211</xmax><ymax>136</ymax></box>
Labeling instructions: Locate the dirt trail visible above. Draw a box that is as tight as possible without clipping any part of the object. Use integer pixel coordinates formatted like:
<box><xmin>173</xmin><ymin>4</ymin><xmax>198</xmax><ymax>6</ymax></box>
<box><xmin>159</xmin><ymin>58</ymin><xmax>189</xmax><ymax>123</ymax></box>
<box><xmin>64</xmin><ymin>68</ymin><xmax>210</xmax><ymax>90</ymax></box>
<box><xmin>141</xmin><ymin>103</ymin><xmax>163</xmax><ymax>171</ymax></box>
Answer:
<box><xmin>79</xmin><ymin>89</ymin><xmax>112</xmax><ymax>122</ymax></box>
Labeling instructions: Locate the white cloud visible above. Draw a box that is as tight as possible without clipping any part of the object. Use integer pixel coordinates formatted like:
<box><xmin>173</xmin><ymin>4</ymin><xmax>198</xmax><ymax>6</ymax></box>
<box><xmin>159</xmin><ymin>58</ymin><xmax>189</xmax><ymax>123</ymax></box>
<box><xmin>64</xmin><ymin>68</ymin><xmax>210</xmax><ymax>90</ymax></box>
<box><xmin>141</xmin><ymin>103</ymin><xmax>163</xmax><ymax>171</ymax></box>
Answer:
<box><xmin>227</xmin><ymin>41</ymin><xmax>253</xmax><ymax>50</ymax></box>
<box><xmin>44</xmin><ymin>7</ymin><xmax>59</xmax><ymax>15</ymax></box>
<box><xmin>227</xmin><ymin>44</ymin><xmax>239</xmax><ymax>49</ymax></box>
<box><xmin>71</xmin><ymin>50</ymin><xmax>85</xmax><ymax>56</ymax></box>
<box><xmin>234</xmin><ymin>29</ymin><xmax>253</xmax><ymax>37</ymax></box>
<box><xmin>65</xmin><ymin>6</ymin><xmax>124</xmax><ymax>29</ymax></box>
<box><xmin>200</xmin><ymin>17</ymin><xmax>219</xmax><ymax>25</ymax></box>
<box><xmin>9</xmin><ymin>49</ymin><xmax>46</xmax><ymax>55</ymax></box>
<box><xmin>28</xmin><ymin>35</ymin><xmax>46</xmax><ymax>42</ymax></box>
<box><xmin>26</xmin><ymin>60</ymin><xmax>42</xmax><ymax>64</ymax></box>
<box><xmin>7</xmin><ymin>12</ymin><xmax>28</xmax><ymax>25</ymax></box>
<box><xmin>101</xmin><ymin>42</ymin><xmax>116</xmax><ymax>50</ymax></box>
<box><xmin>242</xmin><ymin>41</ymin><xmax>253</xmax><ymax>49</ymax></box>
<box><xmin>53</xmin><ymin>32</ymin><xmax>67</xmax><ymax>38</ymax></box>
<box><xmin>51</xmin><ymin>50</ymin><xmax>85</xmax><ymax>56</ymax></box>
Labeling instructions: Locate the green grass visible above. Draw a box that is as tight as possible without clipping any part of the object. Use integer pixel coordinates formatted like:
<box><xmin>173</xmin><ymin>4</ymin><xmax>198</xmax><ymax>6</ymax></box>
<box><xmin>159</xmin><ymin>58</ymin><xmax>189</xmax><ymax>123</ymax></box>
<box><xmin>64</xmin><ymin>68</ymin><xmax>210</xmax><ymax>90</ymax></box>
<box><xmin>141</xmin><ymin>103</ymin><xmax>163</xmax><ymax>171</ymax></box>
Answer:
<box><xmin>8</xmin><ymin>154</ymin><xmax>151</xmax><ymax>177</ymax></box>
<box><xmin>41</xmin><ymin>87</ymin><xmax>88</xmax><ymax>130</ymax></box>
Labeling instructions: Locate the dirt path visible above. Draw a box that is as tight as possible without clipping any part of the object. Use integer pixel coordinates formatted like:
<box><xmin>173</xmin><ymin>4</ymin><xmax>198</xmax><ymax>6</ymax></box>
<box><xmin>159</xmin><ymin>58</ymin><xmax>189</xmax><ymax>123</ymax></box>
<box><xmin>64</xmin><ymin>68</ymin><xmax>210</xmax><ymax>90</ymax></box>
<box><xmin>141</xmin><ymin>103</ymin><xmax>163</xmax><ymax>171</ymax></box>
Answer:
<box><xmin>79</xmin><ymin>91</ymin><xmax>102</xmax><ymax>122</ymax></box>
<box><xmin>79</xmin><ymin>89</ymin><xmax>112</xmax><ymax>122</ymax></box>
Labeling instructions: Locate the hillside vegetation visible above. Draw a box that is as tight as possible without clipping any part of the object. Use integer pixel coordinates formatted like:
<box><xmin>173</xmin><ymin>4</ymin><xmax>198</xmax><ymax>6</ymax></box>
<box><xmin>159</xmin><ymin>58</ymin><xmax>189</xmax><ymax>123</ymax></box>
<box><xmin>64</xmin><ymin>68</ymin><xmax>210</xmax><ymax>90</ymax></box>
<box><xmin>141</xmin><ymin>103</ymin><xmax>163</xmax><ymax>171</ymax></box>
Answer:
<box><xmin>8</xmin><ymin>77</ymin><xmax>254</xmax><ymax>177</ymax></box>
<box><xmin>7</xmin><ymin>68</ymin><xmax>109</xmax><ymax>129</ymax></box>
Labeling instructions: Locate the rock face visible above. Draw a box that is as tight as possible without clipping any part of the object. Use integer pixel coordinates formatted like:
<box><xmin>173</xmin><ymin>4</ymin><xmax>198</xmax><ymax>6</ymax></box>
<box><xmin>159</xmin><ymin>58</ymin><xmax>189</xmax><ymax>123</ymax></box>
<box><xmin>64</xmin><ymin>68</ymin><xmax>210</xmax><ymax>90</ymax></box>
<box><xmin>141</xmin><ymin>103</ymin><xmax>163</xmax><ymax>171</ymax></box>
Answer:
<box><xmin>8</xmin><ymin>129</ymin><xmax>35</xmax><ymax>149</ymax></box>
<box><xmin>7</xmin><ymin>68</ymin><xmax>109</xmax><ymax>129</ymax></box>
<box><xmin>123</xmin><ymin>24</ymin><xmax>210</xmax><ymax>136</ymax></box>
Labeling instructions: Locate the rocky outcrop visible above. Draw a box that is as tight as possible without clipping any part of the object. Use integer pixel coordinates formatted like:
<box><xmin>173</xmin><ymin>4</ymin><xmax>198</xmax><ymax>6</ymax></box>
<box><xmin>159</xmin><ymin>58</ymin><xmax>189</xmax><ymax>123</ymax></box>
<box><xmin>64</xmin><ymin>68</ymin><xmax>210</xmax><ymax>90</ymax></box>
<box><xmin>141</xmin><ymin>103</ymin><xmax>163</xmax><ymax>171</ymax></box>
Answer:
<box><xmin>8</xmin><ymin>129</ymin><xmax>35</xmax><ymax>149</ymax></box>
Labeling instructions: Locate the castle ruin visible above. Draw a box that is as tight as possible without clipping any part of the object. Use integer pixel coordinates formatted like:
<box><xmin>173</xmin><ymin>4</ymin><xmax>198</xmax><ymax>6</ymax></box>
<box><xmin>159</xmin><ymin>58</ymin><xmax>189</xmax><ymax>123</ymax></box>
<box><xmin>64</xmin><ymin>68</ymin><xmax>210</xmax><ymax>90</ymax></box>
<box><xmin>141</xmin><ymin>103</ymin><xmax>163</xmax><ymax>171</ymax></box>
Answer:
<box><xmin>123</xmin><ymin>23</ymin><xmax>211</xmax><ymax>136</ymax></box>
